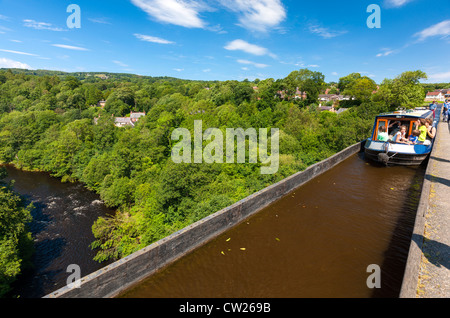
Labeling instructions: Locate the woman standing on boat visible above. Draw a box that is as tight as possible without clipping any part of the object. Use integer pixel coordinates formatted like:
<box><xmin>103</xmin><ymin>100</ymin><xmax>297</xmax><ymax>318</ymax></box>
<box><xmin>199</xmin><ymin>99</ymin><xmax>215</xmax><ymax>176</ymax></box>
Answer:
<box><xmin>426</xmin><ymin>118</ymin><xmax>436</xmax><ymax>140</ymax></box>
<box><xmin>418</xmin><ymin>118</ymin><xmax>429</xmax><ymax>144</ymax></box>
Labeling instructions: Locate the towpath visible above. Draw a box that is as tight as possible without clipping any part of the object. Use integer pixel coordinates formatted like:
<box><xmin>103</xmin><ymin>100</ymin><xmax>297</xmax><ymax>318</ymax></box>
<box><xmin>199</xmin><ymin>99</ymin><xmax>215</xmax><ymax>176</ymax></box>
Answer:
<box><xmin>415</xmin><ymin>119</ymin><xmax>450</xmax><ymax>298</ymax></box>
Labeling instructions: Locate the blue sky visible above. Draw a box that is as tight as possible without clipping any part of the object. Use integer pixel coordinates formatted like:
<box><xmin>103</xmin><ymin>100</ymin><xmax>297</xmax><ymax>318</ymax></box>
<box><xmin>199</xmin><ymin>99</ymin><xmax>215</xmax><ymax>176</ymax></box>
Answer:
<box><xmin>0</xmin><ymin>0</ymin><xmax>449</xmax><ymax>83</ymax></box>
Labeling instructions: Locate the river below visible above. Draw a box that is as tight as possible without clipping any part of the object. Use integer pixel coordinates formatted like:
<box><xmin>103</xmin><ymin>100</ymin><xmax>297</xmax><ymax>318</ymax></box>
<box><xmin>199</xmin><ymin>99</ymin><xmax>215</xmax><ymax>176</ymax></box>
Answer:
<box><xmin>3</xmin><ymin>165</ymin><xmax>114</xmax><ymax>298</ymax></box>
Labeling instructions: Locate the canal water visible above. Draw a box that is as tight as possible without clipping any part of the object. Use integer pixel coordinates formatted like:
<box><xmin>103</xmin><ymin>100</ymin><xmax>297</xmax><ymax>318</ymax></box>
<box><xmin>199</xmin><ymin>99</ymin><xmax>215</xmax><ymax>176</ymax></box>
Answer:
<box><xmin>119</xmin><ymin>153</ymin><xmax>426</xmax><ymax>298</ymax></box>
<box><xmin>3</xmin><ymin>165</ymin><xmax>114</xmax><ymax>298</ymax></box>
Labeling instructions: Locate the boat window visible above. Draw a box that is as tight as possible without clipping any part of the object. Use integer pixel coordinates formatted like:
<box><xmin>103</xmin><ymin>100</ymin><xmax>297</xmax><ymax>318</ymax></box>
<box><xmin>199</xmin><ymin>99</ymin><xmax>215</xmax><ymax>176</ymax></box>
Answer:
<box><xmin>387</xmin><ymin>119</ymin><xmax>415</xmax><ymax>142</ymax></box>
<box><xmin>374</xmin><ymin>119</ymin><xmax>387</xmax><ymax>140</ymax></box>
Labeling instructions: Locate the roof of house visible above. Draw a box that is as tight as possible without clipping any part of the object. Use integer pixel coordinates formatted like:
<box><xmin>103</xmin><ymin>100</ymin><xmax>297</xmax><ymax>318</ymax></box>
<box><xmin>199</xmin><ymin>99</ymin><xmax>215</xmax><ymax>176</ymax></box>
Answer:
<box><xmin>115</xmin><ymin>117</ymin><xmax>134</xmax><ymax>125</ymax></box>
<box><xmin>427</xmin><ymin>91</ymin><xmax>442</xmax><ymax>96</ymax></box>
<box><xmin>318</xmin><ymin>106</ymin><xmax>333</xmax><ymax>111</ymax></box>
<box><xmin>130</xmin><ymin>112</ymin><xmax>146</xmax><ymax>119</ymax></box>
<box><xmin>336</xmin><ymin>108</ymin><xmax>349</xmax><ymax>114</ymax></box>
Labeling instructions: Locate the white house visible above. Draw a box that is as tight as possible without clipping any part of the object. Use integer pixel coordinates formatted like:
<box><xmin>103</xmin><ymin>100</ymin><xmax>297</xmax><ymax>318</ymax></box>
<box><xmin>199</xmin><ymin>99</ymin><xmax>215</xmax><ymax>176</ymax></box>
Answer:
<box><xmin>425</xmin><ymin>91</ymin><xmax>445</xmax><ymax>102</ymax></box>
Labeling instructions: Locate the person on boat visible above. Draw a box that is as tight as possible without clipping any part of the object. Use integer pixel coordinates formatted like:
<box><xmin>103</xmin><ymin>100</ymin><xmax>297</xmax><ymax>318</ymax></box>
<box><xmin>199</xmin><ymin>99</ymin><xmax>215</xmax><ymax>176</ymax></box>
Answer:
<box><xmin>387</xmin><ymin>120</ymin><xmax>401</xmax><ymax>138</ymax></box>
<box><xmin>408</xmin><ymin>130</ymin><xmax>420</xmax><ymax>144</ymax></box>
<box><xmin>418</xmin><ymin>118</ymin><xmax>429</xmax><ymax>144</ymax></box>
<box><xmin>377</xmin><ymin>125</ymin><xmax>389</xmax><ymax>141</ymax></box>
<box><xmin>412</xmin><ymin>118</ymin><xmax>421</xmax><ymax>131</ymax></box>
<box><xmin>388</xmin><ymin>120</ymin><xmax>401</xmax><ymax>131</ymax></box>
<box><xmin>394</xmin><ymin>125</ymin><xmax>409</xmax><ymax>144</ymax></box>
<box><xmin>426</xmin><ymin>118</ymin><xmax>436</xmax><ymax>140</ymax></box>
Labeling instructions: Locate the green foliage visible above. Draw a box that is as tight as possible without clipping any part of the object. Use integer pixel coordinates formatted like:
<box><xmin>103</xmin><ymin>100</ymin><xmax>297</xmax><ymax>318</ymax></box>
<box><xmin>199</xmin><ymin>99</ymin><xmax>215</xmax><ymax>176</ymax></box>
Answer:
<box><xmin>0</xmin><ymin>169</ymin><xmax>33</xmax><ymax>297</ymax></box>
<box><xmin>0</xmin><ymin>68</ymin><xmax>428</xmax><ymax>264</ymax></box>
<box><xmin>284</xmin><ymin>69</ymin><xmax>326</xmax><ymax>105</ymax></box>
<box><xmin>372</xmin><ymin>70</ymin><xmax>427</xmax><ymax>110</ymax></box>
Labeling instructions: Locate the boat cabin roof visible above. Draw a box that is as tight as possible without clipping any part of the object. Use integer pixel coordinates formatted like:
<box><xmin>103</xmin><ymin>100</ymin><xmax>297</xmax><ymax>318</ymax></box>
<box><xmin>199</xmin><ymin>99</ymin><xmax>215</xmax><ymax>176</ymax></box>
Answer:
<box><xmin>376</xmin><ymin>108</ymin><xmax>432</xmax><ymax>120</ymax></box>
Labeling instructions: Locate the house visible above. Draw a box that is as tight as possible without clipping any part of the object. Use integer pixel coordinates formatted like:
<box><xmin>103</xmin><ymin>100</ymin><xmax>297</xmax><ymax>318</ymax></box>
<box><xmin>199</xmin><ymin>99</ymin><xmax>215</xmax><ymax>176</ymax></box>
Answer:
<box><xmin>318</xmin><ymin>105</ymin><xmax>335</xmax><ymax>112</ymax></box>
<box><xmin>294</xmin><ymin>88</ymin><xmax>307</xmax><ymax>100</ymax></box>
<box><xmin>129</xmin><ymin>111</ymin><xmax>146</xmax><ymax>123</ymax></box>
<box><xmin>94</xmin><ymin>112</ymin><xmax>146</xmax><ymax>128</ymax></box>
<box><xmin>115</xmin><ymin>112</ymin><xmax>146</xmax><ymax>127</ymax></box>
<box><xmin>336</xmin><ymin>108</ymin><xmax>349</xmax><ymax>115</ymax></box>
<box><xmin>425</xmin><ymin>91</ymin><xmax>445</xmax><ymax>102</ymax></box>
<box><xmin>275</xmin><ymin>87</ymin><xmax>307</xmax><ymax>100</ymax></box>
<box><xmin>318</xmin><ymin>94</ymin><xmax>335</xmax><ymax>102</ymax></box>
<box><xmin>438</xmin><ymin>89</ymin><xmax>450</xmax><ymax>99</ymax></box>
<box><xmin>318</xmin><ymin>94</ymin><xmax>352</xmax><ymax>102</ymax></box>
<box><xmin>98</xmin><ymin>100</ymin><xmax>106</xmax><ymax>108</ymax></box>
<box><xmin>114</xmin><ymin>117</ymin><xmax>134</xmax><ymax>127</ymax></box>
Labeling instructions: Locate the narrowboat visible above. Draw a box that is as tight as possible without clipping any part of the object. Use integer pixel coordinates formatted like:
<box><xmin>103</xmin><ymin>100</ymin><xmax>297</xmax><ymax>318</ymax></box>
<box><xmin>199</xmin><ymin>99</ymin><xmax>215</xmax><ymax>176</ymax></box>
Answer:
<box><xmin>364</xmin><ymin>108</ymin><xmax>437</xmax><ymax>165</ymax></box>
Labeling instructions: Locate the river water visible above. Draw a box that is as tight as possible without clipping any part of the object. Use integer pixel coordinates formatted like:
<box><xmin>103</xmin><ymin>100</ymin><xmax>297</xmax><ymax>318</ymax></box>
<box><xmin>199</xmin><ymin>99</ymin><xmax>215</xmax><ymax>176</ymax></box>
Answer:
<box><xmin>119</xmin><ymin>153</ymin><xmax>426</xmax><ymax>298</ymax></box>
<box><xmin>3</xmin><ymin>165</ymin><xmax>114</xmax><ymax>298</ymax></box>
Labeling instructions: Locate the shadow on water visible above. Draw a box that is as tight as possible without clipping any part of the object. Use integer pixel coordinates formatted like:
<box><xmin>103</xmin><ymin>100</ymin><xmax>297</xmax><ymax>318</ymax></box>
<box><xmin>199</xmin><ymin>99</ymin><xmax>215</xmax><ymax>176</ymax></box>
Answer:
<box><xmin>371</xmin><ymin>157</ymin><xmax>427</xmax><ymax>298</ymax></box>
<box><xmin>25</xmin><ymin>199</ymin><xmax>52</xmax><ymax>237</ymax></box>
<box><xmin>13</xmin><ymin>237</ymin><xmax>67</xmax><ymax>298</ymax></box>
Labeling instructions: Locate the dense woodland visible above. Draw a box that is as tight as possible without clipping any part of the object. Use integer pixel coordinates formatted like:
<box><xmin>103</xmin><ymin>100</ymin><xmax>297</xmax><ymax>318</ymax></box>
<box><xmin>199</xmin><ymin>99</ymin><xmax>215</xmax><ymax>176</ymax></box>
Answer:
<box><xmin>0</xmin><ymin>67</ymin><xmax>440</xmax><ymax>295</ymax></box>
<box><xmin>0</xmin><ymin>167</ymin><xmax>33</xmax><ymax>297</ymax></box>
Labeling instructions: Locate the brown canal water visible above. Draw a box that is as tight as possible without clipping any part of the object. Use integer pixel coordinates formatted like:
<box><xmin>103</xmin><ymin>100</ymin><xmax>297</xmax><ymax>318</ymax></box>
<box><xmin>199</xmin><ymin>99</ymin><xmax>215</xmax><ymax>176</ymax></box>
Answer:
<box><xmin>119</xmin><ymin>153</ymin><xmax>425</xmax><ymax>298</ymax></box>
<box><xmin>3</xmin><ymin>165</ymin><xmax>114</xmax><ymax>298</ymax></box>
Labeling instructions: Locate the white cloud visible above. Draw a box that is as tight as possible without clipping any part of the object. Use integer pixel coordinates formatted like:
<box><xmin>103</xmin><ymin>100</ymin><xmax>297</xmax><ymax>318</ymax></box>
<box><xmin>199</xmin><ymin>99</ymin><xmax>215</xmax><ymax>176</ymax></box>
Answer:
<box><xmin>134</xmin><ymin>33</ymin><xmax>174</xmax><ymax>44</ymax></box>
<box><xmin>308</xmin><ymin>25</ymin><xmax>347</xmax><ymax>39</ymax></box>
<box><xmin>376</xmin><ymin>48</ymin><xmax>395</xmax><ymax>57</ymax></box>
<box><xmin>23</xmin><ymin>19</ymin><xmax>65</xmax><ymax>31</ymax></box>
<box><xmin>0</xmin><ymin>57</ymin><xmax>32</xmax><ymax>69</ymax></box>
<box><xmin>224</xmin><ymin>39</ymin><xmax>275</xmax><ymax>57</ymax></box>
<box><xmin>113</xmin><ymin>60</ymin><xmax>128</xmax><ymax>67</ymax></box>
<box><xmin>173</xmin><ymin>68</ymin><xmax>184</xmax><ymax>72</ymax></box>
<box><xmin>219</xmin><ymin>0</ymin><xmax>286</xmax><ymax>32</ymax></box>
<box><xmin>237</xmin><ymin>59</ymin><xmax>269</xmax><ymax>68</ymax></box>
<box><xmin>308</xmin><ymin>64</ymin><xmax>320</xmax><ymax>68</ymax></box>
<box><xmin>0</xmin><ymin>26</ymin><xmax>12</xmax><ymax>33</ymax></box>
<box><xmin>414</xmin><ymin>20</ymin><xmax>450</xmax><ymax>42</ymax></box>
<box><xmin>0</xmin><ymin>49</ymin><xmax>38</xmax><ymax>56</ymax></box>
<box><xmin>88</xmin><ymin>17</ymin><xmax>112</xmax><ymax>25</ymax></box>
<box><xmin>52</xmin><ymin>44</ymin><xmax>89</xmax><ymax>51</ymax></box>
<box><xmin>331</xmin><ymin>72</ymin><xmax>339</xmax><ymax>76</ymax></box>
<box><xmin>130</xmin><ymin>0</ymin><xmax>208</xmax><ymax>28</ymax></box>
<box><xmin>384</xmin><ymin>0</ymin><xmax>414</xmax><ymax>8</ymax></box>
<box><xmin>427</xmin><ymin>71</ymin><xmax>450</xmax><ymax>82</ymax></box>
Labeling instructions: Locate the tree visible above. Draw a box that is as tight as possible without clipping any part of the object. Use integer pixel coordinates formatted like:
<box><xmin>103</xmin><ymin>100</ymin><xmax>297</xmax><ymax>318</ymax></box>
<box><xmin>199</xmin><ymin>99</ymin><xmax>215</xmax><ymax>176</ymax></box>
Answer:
<box><xmin>84</xmin><ymin>85</ymin><xmax>103</xmax><ymax>107</ymax></box>
<box><xmin>373</xmin><ymin>70</ymin><xmax>427</xmax><ymax>110</ymax></box>
<box><xmin>284</xmin><ymin>69</ymin><xmax>325</xmax><ymax>105</ymax></box>
<box><xmin>338</xmin><ymin>73</ymin><xmax>362</xmax><ymax>92</ymax></box>
<box><xmin>343</xmin><ymin>76</ymin><xmax>377</xmax><ymax>102</ymax></box>
<box><xmin>0</xmin><ymin>172</ymin><xmax>33</xmax><ymax>297</ymax></box>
